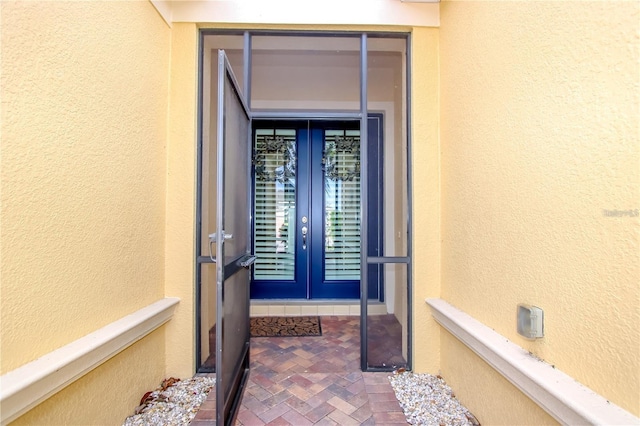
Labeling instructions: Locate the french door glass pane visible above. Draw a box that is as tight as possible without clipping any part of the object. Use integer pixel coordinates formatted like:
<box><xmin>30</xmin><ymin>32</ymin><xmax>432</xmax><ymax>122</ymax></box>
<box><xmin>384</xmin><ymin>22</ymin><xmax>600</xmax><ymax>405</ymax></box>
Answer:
<box><xmin>253</xmin><ymin>129</ymin><xmax>296</xmax><ymax>280</ymax></box>
<box><xmin>324</xmin><ymin>129</ymin><xmax>361</xmax><ymax>281</ymax></box>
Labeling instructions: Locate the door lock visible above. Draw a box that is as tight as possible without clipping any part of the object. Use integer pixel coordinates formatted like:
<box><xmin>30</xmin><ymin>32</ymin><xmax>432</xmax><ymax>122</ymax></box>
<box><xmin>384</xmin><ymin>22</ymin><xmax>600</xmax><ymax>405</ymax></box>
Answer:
<box><xmin>301</xmin><ymin>226</ymin><xmax>308</xmax><ymax>250</ymax></box>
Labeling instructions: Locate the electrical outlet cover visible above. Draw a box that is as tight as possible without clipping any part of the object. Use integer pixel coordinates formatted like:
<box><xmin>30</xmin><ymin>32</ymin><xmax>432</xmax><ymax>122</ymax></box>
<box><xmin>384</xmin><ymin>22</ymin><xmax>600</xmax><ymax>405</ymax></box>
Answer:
<box><xmin>517</xmin><ymin>304</ymin><xmax>544</xmax><ymax>339</ymax></box>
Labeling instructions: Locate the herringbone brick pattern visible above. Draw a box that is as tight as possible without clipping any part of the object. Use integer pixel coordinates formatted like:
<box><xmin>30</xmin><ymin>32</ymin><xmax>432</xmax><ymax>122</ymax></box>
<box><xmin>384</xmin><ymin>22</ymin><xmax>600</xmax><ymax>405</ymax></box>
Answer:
<box><xmin>191</xmin><ymin>316</ymin><xmax>407</xmax><ymax>425</ymax></box>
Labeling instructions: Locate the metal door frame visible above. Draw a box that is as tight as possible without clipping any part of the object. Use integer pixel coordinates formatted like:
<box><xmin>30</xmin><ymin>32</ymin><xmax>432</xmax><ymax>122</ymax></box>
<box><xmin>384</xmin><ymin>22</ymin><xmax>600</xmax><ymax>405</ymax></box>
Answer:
<box><xmin>196</xmin><ymin>30</ymin><xmax>414</xmax><ymax>376</ymax></box>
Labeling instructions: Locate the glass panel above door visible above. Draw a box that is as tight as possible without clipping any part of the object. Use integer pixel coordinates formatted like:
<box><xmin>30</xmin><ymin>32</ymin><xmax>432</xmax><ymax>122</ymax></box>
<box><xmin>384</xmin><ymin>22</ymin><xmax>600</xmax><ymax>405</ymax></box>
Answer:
<box><xmin>250</xmin><ymin>36</ymin><xmax>361</xmax><ymax>111</ymax></box>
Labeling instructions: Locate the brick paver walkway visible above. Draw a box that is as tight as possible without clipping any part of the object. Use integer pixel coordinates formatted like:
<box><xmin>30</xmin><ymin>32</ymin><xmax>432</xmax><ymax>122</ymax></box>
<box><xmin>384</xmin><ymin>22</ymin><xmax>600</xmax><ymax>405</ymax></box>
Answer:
<box><xmin>191</xmin><ymin>316</ymin><xmax>407</xmax><ymax>425</ymax></box>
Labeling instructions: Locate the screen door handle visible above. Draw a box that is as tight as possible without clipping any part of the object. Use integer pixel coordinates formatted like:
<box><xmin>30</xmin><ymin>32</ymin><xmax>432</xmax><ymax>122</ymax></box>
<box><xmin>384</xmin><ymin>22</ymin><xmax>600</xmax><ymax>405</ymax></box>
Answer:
<box><xmin>208</xmin><ymin>230</ymin><xmax>233</xmax><ymax>262</ymax></box>
<box><xmin>208</xmin><ymin>231</ymin><xmax>233</xmax><ymax>243</ymax></box>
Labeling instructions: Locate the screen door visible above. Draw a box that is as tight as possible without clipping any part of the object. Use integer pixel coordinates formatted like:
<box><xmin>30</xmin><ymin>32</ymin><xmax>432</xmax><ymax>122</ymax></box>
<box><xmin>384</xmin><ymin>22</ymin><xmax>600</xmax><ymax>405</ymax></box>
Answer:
<box><xmin>214</xmin><ymin>49</ymin><xmax>254</xmax><ymax>426</ymax></box>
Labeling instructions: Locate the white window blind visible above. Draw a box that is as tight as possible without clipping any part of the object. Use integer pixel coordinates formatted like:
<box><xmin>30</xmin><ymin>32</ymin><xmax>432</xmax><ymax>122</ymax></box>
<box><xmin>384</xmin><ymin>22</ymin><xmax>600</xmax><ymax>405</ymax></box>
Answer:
<box><xmin>253</xmin><ymin>129</ymin><xmax>296</xmax><ymax>280</ymax></box>
<box><xmin>323</xmin><ymin>130</ymin><xmax>361</xmax><ymax>281</ymax></box>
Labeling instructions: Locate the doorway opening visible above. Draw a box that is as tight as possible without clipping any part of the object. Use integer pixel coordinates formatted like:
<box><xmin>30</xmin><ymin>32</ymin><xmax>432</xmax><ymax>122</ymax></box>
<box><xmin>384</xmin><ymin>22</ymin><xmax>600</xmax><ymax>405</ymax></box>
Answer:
<box><xmin>195</xmin><ymin>31</ymin><xmax>412</xmax><ymax>384</ymax></box>
<box><xmin>251</xmin><ymin>118</ymin><xmax>384</xmax><ymax>300</ymax></box>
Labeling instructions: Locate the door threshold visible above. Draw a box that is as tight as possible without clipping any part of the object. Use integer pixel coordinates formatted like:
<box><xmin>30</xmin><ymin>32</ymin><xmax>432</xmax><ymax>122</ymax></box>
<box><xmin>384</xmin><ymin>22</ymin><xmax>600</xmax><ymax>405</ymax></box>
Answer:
<box><xmin>249</xmin><ymin>299</ymin><xmax>387</xmax><ymax>317</ymax></box>
<box><xmin>251</xmin><ymin>299</ymin><xmax>364</xmax><ymax>305</ymax></box>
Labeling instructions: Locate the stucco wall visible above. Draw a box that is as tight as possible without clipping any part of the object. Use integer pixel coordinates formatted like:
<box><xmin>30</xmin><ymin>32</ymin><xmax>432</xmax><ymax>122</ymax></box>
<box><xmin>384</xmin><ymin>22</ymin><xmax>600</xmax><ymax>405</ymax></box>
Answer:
<box><xmin>411</xmin><ymin>26</ymin><xmax>441</xmax><ymax>374</ymax></box>
<box><xmin>439</xmin><ymin>0</ymin><xmax>639</xmax><ymax>420</ymax></box>
<box><xmin>441</xmin><ymin>331</ymin><xmax>558</xmax><ymax>425</ymax></box>
<box><xmin>165</xmin><ymin>22</ymin><xmax>199</xmax><ymax>378</ymax></box>
<box><xmin>8</xmin><ymin>329</ymin><xmax>166</xmax><ymax>426</ymax></box>
<box><xmin>1</xmin><ymin>1</ymin><xmax>171</xmax><ymax>423</ymax></box>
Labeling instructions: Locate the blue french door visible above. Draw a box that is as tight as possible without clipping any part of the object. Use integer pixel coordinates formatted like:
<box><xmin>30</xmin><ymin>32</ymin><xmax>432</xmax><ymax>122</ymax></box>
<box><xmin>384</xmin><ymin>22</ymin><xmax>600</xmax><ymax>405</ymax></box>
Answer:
<box><xmin>251</xmin><ymin>118</ymin><xmax>383</xmax><ymax>300</ymax></box>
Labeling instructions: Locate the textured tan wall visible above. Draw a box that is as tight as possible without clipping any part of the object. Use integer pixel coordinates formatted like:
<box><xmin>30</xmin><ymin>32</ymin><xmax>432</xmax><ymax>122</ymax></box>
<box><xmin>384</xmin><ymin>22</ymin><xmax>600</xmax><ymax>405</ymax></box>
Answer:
<box><xmin>411</xmin><ymin>26</ymin><xmax>441</xmax><ymax>374</ymax></box>
<box><xmin>439</xmin><ymin>0</ymin><xmax>640</xmax><ymax>418</ymax></box>
<box><xmin>9</xmin><ymin>329</ymin><xmax>166</xmax><ymax>426</ymax></box>
<box><xmin>165</xmin><ymin>22</ymin><xmax>199</xmax><ymax>377</ymax></box>
<box><xmin>441</xmin><ymin>331</ymin><xmax>558</xmax><ymax>425</ymax></box>
<box><xmin>1</xmin><ymin>0</ymin><xmax>170</xmax><ymax>422</ymax></box>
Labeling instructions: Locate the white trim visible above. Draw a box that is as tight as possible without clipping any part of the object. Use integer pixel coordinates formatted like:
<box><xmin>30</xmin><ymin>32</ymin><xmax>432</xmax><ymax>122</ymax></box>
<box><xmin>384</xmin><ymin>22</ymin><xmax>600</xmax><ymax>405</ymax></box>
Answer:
<box><xmin>161</xmin><ymin>0</ymin><xmax>439</xmax><ymax>27</ymax></box>
<box><xmin>150</xmin><ymin>0</ymin><xmax>173</xmax><ymax>27</ymax></box>
<box><xmin>426</xmin><ymin>298</ymin><xmax>640</xmax><ymax>426</ymax></box>
<box><xmin>0</xmin><ymin>297</ymin><xmax>180</xmax><ymax>426</ymax></box>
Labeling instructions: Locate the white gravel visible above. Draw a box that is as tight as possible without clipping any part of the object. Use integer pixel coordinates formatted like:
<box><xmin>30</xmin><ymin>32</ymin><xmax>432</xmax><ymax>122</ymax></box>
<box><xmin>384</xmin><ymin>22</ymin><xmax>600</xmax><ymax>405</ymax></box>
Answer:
<box><xmin>122</xmin><ymin>376</ymin><xmax>215</xmax><ymax>426</ymax></box>
<box><xmin>123</xmin><ymin>372</ymin><xmax>478</xmax><ymax>426</ymax></box>
<box><xmin>389</xmin><ymin>370</ymin><xmax>480</xmax><ymax>426</ymax></box>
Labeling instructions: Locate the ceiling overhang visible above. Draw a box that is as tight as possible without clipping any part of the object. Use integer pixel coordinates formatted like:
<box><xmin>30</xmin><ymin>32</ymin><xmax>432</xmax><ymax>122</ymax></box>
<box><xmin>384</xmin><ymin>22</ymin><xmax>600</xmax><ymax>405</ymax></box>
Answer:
<box><xmin>150</xmin><ymin>0</ymin><xmax>439</xmax><ymax>28</ymax></box>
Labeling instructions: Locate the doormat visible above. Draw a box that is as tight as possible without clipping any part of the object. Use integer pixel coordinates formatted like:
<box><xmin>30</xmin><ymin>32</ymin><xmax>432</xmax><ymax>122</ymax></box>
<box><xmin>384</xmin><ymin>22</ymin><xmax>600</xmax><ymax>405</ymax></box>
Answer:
<box><xmin>250</xmin><ymin>316</ymin><xmax>322</xmax><ymax>337</ymax></box>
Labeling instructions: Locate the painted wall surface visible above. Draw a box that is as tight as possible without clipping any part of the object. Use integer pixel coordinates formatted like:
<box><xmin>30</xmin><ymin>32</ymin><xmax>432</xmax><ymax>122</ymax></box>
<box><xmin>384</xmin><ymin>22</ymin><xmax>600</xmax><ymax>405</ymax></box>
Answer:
<box><xmin>441</xmin><ymin>331</ymin><xmax>558</xmax><ymax>425</ymax></box>
<box><xmin>9</xmin><ymin>329</ymin><xmax>166</xmax><ymax>426</ymax></box>
<box><xmin>439</xmin><ymin>0</ymin><xmax>640</xmax><ymax>418</ymax></box>
<box><xmin>1</xmin><ymin>0</ymin><xmax>171</xmax><ymax>422</ymax></box>
<box><xmin>164</xmin><ymin>22</ymin><xmax>199</xmax><ymax>377</ymax></box>
<box><xmin>410</xmin><ymin>26</ymin><xmax>441</xmax><ymax>374</ymax></box>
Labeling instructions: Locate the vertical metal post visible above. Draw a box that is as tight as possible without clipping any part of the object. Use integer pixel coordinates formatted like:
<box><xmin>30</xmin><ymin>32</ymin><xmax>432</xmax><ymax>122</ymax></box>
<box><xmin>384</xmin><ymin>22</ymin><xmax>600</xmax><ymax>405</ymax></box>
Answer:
<box><xmin>359</xmin><ymin>34</ymin><xmax>369</xmax><ymax>372</ymax></box>
<box><xmin>194</xmin><ymin>30</ymin><xmax>205</xmax><ymax>371</ymax></box>
<box><xmin>215</xmin><ymin>50</ymin><xmax>227</xmax><ymax>425</ymax></box>
<box><xmin>243</xmin><ymin>32</ymin><xmax>254</xmax><ymax>380</ymax></box>
<box><xmin>405</xmin><ymin>34</ymin><xmax>413</xmax><ymax>370</ymax></box>
<box><xmin>243</xmin><ymin>31</ymin><xmax>252</xmax><ymax>108</ymax></box>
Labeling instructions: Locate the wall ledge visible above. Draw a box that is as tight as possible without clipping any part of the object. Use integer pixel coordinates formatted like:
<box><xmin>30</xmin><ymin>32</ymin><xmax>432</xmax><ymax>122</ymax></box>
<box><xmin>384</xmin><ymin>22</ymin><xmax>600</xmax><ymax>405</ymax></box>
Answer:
<box><xmin>426</xmin><ymin>298</ymin><xmax>639</xmax><ymax>426</ymax></box>
<box><xmin>0</xmin><ymin>297</ymin><xmax>180</xmax><ymax>426</ymax></box>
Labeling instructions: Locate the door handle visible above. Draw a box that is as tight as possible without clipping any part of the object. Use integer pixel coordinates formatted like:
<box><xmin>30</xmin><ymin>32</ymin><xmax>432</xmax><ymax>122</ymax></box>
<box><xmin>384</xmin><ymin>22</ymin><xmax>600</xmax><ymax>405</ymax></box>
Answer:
<box><xmin>208</xmin><ymin>230</ymin><xmax>233</xmax><ymax>262</ymax></box>
<box><xmin>208</xmin><ymin>231</ymin><xmax>233</xmax><ymax>243</ymax></box>
<box><xmin>301</xmin><ymin>226</ymin><xmax>308</xmax><ymax>250</ymax></box>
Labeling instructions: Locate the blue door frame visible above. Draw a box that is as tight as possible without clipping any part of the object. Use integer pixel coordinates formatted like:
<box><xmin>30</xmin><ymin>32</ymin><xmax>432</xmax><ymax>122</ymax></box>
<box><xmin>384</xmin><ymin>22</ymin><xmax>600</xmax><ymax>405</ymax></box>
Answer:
<box><xmin>251</xmin><ymin>116</ymin><xmax>384</xmax><ymax>300</ymax></box>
